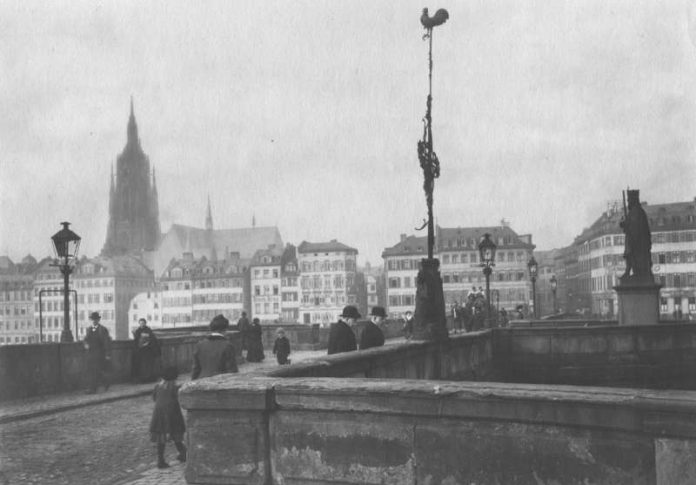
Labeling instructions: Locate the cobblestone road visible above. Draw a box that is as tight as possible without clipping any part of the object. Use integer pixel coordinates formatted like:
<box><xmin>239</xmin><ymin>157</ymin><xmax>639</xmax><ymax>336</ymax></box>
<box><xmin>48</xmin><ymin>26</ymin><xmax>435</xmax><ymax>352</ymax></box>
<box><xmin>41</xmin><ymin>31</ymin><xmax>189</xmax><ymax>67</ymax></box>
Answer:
<box><xmin>0</xmin><ymin>393</ymin><xmax>163</xmax><ymax>485</ymax></box>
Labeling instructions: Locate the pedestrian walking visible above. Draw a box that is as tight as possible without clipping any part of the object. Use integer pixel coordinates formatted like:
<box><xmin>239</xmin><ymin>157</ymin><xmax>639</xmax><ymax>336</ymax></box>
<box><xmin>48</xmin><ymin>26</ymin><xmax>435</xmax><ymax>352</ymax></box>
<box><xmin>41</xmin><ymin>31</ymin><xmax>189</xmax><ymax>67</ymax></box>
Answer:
<box><xmin>83</xmin><ymin>312</ymin><xmax>111</xmax><ymax>394</ymax></box>
<box><xmin>245</xmin><ymin>318</ymin><xmax>265</xmax><ymax>362</ymax></box>
<box><xmin>402</xmin><ymin>310</ymin><xmax>414</xmax><ymax>340</ymax></box>
<box><xmin>191</xmin><ymin>314</ymin><xmax>238</xmax><ymax>380</ymax></box>
<box><xmin>273</xmin><ymin>328</ymin><xmax>291</xmax><ymax>365</ymax></box>
<box><xmin>236</xmin><ymin>311</ymin><xmax>251</xmax><ymax>355</ymax></box>
<box><xmin>360</xmin><ymin>306</ymin><xmax>386</xmax><ymax>350</ymax></box>
<box><xmin>327</xmin><ymin>305</ymin><xmax>359</xmax><ymax>355</ymax></box>
<box><xmin>149</xmin><ymin>365</ymin><xmax>186</xmax><ymax>469</ymax></box>
<box><xmin>132</xmin><ymin>318</ymin><xmax>161</xmax><ymax>383</ymax></box>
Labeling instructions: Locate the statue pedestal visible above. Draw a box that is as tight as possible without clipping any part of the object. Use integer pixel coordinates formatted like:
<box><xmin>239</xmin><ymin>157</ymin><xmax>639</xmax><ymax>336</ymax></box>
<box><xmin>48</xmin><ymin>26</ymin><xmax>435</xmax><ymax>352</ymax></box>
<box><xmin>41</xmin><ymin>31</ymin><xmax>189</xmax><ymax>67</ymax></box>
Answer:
<box><xmin>413</xmin><ymin>258</ymin><xmax>449</xmax><ymax>341</ymax></box>
<box><xmin>614</xmin><ymin>277</ymin><xmax>662</xmax><ymax>326</ymax></box>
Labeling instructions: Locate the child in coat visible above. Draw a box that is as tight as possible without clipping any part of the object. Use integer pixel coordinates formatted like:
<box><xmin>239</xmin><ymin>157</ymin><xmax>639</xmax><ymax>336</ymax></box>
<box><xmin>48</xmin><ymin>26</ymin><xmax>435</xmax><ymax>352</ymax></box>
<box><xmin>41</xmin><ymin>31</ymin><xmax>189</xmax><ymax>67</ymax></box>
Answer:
<box><xmin>272</xmin><ymin>328</ymin><xmax>291</xmax><ymax>365</ymax></box>
<box><xmin>149</xmin><ymin>366</ymin><xmax>186</xmax><ymax>468</ymax></box>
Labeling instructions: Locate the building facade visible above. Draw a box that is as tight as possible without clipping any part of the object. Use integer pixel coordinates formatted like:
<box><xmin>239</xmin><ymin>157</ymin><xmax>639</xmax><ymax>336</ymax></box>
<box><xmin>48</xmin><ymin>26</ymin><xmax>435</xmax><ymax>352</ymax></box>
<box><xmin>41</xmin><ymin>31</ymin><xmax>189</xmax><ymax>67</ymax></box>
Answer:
<box><xmin>0</xmin><ymin>255</ymin><xmax>39</xmax><ymax>345</ymax></box>
<box><xmin>280</xmin><ymin>244</ymin><xmax>300</xmax><ymax>323</ymax></box>
<box><xmin>297</xmin><ymin>240</ymin><xmax>358</xmax><ymax>325</ymax></box>
<box><xmin>102</xmin><ymin>100</ymin><xmax>161</xmax><ymax>256</ymax></box>
<box><xmin>250</xmin><ymin>246</ymin><xmax>283</xmax><ymax>322</ymax></box>
<box><xmin>382</xmin><ymin>235</ymin><xmax>427</xmax><ymax>317</ymax></box>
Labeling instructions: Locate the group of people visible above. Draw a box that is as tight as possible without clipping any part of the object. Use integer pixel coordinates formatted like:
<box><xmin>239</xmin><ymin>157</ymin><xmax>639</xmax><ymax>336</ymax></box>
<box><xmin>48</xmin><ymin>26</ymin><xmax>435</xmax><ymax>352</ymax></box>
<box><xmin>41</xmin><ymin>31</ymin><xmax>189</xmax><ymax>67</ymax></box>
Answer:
<box><xmin>327</xmin><ymin>305</ymin><xmax>386</xmax><ymax>354</ymax></box>
<box><xmin>235</xmin><ymin>311</ymin><xmax>291</xmax><ymax>364</ymax></box>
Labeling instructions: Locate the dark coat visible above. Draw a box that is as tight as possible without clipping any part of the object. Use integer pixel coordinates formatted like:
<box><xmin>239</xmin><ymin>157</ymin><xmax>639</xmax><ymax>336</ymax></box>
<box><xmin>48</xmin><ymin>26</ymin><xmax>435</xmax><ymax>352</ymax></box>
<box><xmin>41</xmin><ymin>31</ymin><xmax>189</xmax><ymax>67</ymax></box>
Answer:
<box><xmin>359</xmin><ymin>321</ymin><xmax>385</xmax><ymax>350</ymax></box>
<box><xmin>149</xmin><ymin>380</ymin><xmax>185</xmax><ymax>442</ymax></box>
<box><xmin>327</xmin><ymin>320</ymin><xmax>357</xmax><ymax>355</ymax></box>
<box><xmin>84</xmin><ymin>324</ymin><xmax>111</xmax><ymax>360</ymax></box>
<box><xmin>246</xmin><ymin>323</ymin><xmax>265</xmax><ymax>362</ymax></box>
<box><xmin>191</xmin><ymin>334</ymin><xmax>238</xmax><ymax>380</ymax></box>
<box><xmin>273</xmin><ymin>336</ymin><xmax>291</xmax><ymax>364</ymax></box>
<box><xmin>237</xmin><ymin>316</ymin><xmax>250</xmax><ymax>350</ymax></box>
<box><xmin>134</xmin><ymin>326</ymin><xmax>161</xmax><ymax>355</ymax></box>
<box><xmin>133</xmin><ymin>326</ymin><xmax>161</xmax><ymax>381</ymax></box>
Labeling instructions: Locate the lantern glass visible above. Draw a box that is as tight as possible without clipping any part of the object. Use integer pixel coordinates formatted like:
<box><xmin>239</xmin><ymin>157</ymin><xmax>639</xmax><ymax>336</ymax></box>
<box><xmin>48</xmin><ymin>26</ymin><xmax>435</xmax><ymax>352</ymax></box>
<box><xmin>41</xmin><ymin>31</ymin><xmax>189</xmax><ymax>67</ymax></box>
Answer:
<box><xmin>550</xmin><ymin>275</ymin><xmax>558</xmax><ymax>290</ymax></box>
<box><xmin>527</xmin><ymin>256</ymin><xmax>538</xmax><ymax>278</ymax></box>
<box><xmin>51</xmin><ymin>222</ymin><xmax>81</xmax><ymax>261</ymax></box>
<box><xmin>478</xmin><ymin>233</ymin><xmax>497</xmax><ymax>265</ymax></box>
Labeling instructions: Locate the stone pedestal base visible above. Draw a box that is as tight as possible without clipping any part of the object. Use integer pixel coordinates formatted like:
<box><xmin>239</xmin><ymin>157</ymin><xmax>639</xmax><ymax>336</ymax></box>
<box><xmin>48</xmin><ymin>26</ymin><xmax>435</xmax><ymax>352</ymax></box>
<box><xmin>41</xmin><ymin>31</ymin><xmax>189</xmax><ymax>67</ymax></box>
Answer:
<box><xmin>413</xmin><ymin>258</ymin><xmax>448</xmax><ymax>341</ymax></box>
<box><xmin>614</xmin><ymin>279</ymin><xmax>662</xmax><ymax>326</ymax></box>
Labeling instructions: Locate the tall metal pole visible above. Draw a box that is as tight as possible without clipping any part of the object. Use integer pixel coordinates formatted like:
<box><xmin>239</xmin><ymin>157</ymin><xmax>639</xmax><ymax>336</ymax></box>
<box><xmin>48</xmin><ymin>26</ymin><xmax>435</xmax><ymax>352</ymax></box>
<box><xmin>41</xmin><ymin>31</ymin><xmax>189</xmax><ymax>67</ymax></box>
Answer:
<box><xmin>60</xmin><ymin>262</ymin><xmax>74</xmax><ymax>342</ymax></box>
<box><xmin>531</xmin><ymin>278</ymin><xmax>537</xmax><ymax>319</ymax></box>
<box><xmin>484</xmin><ymin>266</ymin><xmax>491</xmax><ymax>326</ymax></box>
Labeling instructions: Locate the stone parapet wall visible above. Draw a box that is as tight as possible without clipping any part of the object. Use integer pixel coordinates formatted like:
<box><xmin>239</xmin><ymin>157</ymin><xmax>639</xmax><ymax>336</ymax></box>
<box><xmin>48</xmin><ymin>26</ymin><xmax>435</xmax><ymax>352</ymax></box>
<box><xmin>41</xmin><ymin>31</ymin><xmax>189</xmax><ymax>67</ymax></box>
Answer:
<box><xmin>0</xmin><ymin>332</ymin><xmax>242</xmax><ymax>401</ymax></box>
<box><xmin>496</xmin><ymin>323</ymin><xmax>696</xmax><ymax>389</ymax></box>
<box><xmin>180</xmin><ymin>375</ymin><xmax>696</xmax><ymax>484</ymax></box>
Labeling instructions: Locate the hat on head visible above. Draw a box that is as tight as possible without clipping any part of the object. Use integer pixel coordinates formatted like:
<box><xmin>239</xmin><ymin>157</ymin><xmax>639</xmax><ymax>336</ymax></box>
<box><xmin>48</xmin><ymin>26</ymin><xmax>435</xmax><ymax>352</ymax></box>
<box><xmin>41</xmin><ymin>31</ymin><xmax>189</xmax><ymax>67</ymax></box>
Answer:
<box><xmin>210</xmin><ymin>314</ymin><xmax>229</xmax><ymax>332</ymax></box>
<box><xmin>369</xmin><ymin>306</ymin><xmax>387</xmax><ymax>318</ymax></box>
<box><xmin>340</xmin><ymin>305</ymin><xmax>361</xmax><ymax>320</ymax></box>
<box><xmin>89</xmin><ymin>312</ymin><xmax>101</xmax><ymax>321</ymax></box>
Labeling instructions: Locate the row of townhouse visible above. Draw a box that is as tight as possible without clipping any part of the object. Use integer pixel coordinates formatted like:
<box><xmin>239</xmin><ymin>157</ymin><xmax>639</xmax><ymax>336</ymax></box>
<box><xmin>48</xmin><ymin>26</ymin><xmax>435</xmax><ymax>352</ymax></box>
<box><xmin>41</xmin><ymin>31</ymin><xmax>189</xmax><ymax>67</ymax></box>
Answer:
<box><xmin>129</xmin><ymin>240</ymin><xmax>370</xmax><ymax>329</ymax></box>
<box><xmin>382</xmin><ymin>225</ymin><xmax>536</xmax><ymax>317</ymax></box>
<box><xmin>564</xmin><ymin>197</ymin><xmax>696</xmax><ymax>319</ymax></box>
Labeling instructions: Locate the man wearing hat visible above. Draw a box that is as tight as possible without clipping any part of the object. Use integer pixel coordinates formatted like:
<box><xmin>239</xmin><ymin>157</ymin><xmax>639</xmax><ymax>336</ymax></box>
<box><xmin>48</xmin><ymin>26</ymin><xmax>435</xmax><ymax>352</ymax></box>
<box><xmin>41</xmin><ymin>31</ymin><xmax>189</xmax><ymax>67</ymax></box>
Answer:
<box><xmin>191</xmin><ymin>314</ymin><xmax>239</xmax><ymax>380</ymax></box>
<box><xmin>83</xmin><ymin>312</ymin><xmax>112</xmax><ymax>394</ymax></box>
<box><xmin>360</xmin><ymin>306</ymin><xmax>386</xmax><ymax>350</ymax></box>
<box><xmin>327</xmin><ymin>306</ymin><xmax>359</xmax><ymax>355</ymax></box>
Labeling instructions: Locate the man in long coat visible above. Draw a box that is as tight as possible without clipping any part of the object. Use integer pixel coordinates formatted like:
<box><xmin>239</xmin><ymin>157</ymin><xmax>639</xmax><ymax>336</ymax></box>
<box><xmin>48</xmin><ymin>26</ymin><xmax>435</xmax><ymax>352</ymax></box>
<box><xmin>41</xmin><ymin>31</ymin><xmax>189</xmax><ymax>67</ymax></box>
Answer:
<box><xmin>360</xmin><ymin>306</ymin><xmax>386</xmax><ymax>350</ymax></box>
<box><xmin>327</xmin><ymin>306</ymin><xmax>359</xmax><ymax>355</ymax></box>
<box><xmin>83</xmin><ymin>312</ymin><xmax>112</xmax><ymax>394</ymax></box>
<box><xmin>236</xmin><ymin>311</ymin><xmax>251</xmax><ymax>353</ymax></box>
<box><xmin>192</xmin><ymin>314</ymin><xmax>238</xmax><ymax>380</ymax></box>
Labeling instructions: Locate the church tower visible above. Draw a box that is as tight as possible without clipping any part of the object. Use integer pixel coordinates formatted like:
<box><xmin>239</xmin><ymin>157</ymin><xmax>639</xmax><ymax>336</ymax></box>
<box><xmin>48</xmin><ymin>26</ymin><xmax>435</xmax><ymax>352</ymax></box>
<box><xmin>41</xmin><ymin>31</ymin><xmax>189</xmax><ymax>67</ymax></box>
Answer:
<box><xmin>102</xmin><ymin>99</ymin><xmax>161</xmax><ymax>256</ymax></box>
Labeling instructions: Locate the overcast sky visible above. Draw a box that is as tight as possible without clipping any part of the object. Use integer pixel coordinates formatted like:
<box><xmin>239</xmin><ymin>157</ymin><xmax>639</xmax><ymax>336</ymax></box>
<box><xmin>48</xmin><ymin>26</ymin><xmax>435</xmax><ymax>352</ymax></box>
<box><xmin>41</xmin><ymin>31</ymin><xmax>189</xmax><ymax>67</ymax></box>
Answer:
<box><xmin>2</xmin><ymin>0</ymin><xmax>696</xmax><ymax>266</ymax></box>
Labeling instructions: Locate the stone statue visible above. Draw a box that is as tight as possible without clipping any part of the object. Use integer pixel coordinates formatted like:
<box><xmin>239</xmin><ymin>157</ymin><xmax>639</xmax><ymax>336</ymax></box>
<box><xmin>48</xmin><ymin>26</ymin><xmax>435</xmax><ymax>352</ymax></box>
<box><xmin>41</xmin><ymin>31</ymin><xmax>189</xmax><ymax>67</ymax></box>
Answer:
<box><xmin>620</xmin><ymin>190</ymin><xmax>653</xmax><ymax>281</ymax></box>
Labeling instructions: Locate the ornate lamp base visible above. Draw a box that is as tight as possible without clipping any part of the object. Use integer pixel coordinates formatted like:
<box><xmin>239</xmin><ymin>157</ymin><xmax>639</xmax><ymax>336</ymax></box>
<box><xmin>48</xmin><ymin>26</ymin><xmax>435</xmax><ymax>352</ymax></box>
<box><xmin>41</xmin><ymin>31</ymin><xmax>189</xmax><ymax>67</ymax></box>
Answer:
<box><xmin>413</xmin><ymin>258</ymin><xmax>449</xmax><ymax>341</ymax></box>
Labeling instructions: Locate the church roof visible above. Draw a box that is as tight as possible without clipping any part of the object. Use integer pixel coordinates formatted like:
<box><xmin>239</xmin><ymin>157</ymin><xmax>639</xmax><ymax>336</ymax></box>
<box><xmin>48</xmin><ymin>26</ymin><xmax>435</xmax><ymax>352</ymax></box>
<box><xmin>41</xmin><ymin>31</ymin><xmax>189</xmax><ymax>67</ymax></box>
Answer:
<box><xmin>153</xmin><ymin>224</ymin><xmax>283</xmax><ymax>278</ymax></box>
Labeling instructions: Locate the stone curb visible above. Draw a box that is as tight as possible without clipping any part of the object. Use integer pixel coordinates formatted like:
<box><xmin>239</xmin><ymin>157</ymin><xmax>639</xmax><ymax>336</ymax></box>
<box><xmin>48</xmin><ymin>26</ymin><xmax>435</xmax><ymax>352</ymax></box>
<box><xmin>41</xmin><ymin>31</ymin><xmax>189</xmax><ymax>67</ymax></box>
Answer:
<box><xmin>0</xmin><ymin>388</ymin><xmax>153</xmax><ymax>424</ymax></box>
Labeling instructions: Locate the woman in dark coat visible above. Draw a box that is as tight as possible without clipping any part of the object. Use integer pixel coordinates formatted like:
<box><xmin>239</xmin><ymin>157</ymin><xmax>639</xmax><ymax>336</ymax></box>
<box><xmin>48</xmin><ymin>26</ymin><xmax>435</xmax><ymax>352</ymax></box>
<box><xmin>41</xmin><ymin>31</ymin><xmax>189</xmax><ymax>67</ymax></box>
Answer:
<box><xmin>149</xmin><ymin>366</ymin><xmax>186</xmax><ymax>469</ymax></box>
<box><xmin>133</xmin><ymin>318</ymin><xmax>161</xmax><ymax>383</ymax></box>
<box><xmin>245</xmin><ymin>318</ymin><xmax>265</xmax><ymax>363</ymax></box>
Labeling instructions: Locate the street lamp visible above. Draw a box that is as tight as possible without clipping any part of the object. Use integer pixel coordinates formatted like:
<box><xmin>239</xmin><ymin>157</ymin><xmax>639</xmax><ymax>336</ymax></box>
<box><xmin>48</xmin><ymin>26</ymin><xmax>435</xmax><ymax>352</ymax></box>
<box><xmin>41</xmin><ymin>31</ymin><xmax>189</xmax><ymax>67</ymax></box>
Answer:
<box><xmin>550</xmin><ymin>275</ymin><xmax>558</xmax><ymax>314</ymax></box>
<box><xmin>51</xmin><ymin>222</ymin><xmax>81</xmax><ymax>343</ymax></box>
<box><xmin>527</xmin><ymin>256</ymin><xmax>538</xmax><ymax>319</ymax></box>
<box><xmin>478</xmin><ymin>233</ymin><xmax>497</xmax><ymax>325</ymax></box>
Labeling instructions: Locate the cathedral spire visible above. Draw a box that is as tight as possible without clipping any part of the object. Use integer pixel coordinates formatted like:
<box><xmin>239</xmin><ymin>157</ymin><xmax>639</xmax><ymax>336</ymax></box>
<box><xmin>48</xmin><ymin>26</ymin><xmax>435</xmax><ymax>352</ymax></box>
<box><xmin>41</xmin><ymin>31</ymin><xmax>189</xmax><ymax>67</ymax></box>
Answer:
<box><xmin>205</xmin><ymin>195</ymin><xmax>213</xmax><ymax>231</ymax></box>
<box><xmin>127</xmin><ymin>96</ymin><xmax>139</xmax><ymax>145</ymax></box>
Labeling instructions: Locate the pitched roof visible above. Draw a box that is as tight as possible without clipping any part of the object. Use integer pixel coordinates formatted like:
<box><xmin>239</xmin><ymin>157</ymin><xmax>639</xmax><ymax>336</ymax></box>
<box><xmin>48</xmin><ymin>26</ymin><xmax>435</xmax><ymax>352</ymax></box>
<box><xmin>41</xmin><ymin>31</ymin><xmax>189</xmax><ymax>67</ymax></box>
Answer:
<box><xmin>382</xmin><ymin>236</ymin><xmax>428</xmax><ymax>257</ymax></box>
<box><xmin>297</xmin><ymin>240</ymin><xmax>358</xmax><ymax>254</ymax></box>
<box><xmin>437</xmin><ymin>225</ymin><xmax>534</xmax><ymax>250</ymax></box>
<box><xmin>573</xmin><ymin>199</ymin><xmax>696</xmax><ymax>245</ymax></box>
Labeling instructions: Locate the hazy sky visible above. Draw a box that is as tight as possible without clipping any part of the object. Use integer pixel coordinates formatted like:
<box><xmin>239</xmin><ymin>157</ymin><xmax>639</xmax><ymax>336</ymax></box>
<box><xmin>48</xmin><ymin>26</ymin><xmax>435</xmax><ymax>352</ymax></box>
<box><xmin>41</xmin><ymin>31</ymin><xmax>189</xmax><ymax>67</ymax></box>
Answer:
<box><xmin>2</xmin><ymin>0</ymin><xmax>696</xmax><ymax>266</ymax></box>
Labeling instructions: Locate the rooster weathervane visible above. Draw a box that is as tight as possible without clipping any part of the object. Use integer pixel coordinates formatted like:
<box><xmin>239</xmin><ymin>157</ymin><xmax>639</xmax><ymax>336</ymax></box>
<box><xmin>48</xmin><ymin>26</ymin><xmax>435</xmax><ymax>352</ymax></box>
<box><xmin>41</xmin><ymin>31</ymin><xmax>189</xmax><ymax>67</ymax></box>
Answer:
<box><xmin>416</xmin><ymin>7</ymin><xmax>449</xmax><ymax>260</ymax></box>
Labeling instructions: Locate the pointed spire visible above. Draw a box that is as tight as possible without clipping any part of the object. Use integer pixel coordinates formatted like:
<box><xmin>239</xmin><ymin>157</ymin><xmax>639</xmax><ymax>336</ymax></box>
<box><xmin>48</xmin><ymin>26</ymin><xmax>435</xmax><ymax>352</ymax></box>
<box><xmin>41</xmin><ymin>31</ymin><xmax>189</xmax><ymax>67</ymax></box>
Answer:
<box><xmin>205</xmin><ymin>195</ymin><xmax>213</xmax><ymax>231</ymax></box>
<box><xmin>127</xmin><ymin>96</ymin><xmax>139</xmax><ymax>145</ymax></box>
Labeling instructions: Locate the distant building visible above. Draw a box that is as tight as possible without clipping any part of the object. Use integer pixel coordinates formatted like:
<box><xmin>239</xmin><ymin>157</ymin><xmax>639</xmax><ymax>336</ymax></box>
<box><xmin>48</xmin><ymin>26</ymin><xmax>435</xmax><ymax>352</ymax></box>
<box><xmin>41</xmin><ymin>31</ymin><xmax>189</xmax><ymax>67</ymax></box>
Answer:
<box><xmin>250</xmin><ymin>245</ymin><xmax>283</xmax><ymax>322</ymax></box>
<box><xmin>383</xmin><ymin>226</ymin><xmax>535</xmax><ymax>317</ymax></box>
<box><xmin>128</xmin><ymin>290</ymin><xmax>162</xmax><ymax>333</ymax></box>
<box><xmin>73</xmin><ymin>255</ymin><xmax>155</xmax><ymax>340</ymax></box>
<box><xmin>0</xmin><ymin>255</ymin><xmax>39</xmax><ymax>345</ymax></box>
<box><xmin>382</xmin><ymin>235</ymin><xmax>427</xmax><ymax>317</ymax></box>
<box><xmin>533</xmin><ymin>249</ymin><xmax>561</xmax><ymax>316</ymax></box>
<box><xmin>155</xmin><ymin>253</ymin><xmax>246</xmax><ymax>329</ymax></box>
<box><xmin>33</xmin><ymin>258</ymin><xmax>68</xmax><ymax>343</ymax></box>
<box><xmin>570</xmin><ymin>197</ymin><xmax>696</xmax><ymax>319</ymax></box>
<box><xmin>297</xmin><ymin>240</ymin><xmax>358</xmax><ymax>325</ymax></box>
<box><xmin>280</xmin><ymin>244</ymin><xmax>300</xmax><ymax>323</ymax></box>
<box><xmin>102</xmin><ymin>99</ymin><xmax>161</xmax><ymax>256</ymax></box>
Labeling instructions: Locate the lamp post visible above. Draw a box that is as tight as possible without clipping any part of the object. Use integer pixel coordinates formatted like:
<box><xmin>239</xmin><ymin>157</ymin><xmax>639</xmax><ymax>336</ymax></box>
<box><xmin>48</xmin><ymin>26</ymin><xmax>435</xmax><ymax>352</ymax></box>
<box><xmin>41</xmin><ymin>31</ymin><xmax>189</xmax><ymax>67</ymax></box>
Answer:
<box><xmin>478</xmin><ymin>233</ymin><xmax>497</xmax><ymax>325</ymax></box>
<box><xmin>550</xmin><ymin>275</ymin><xmax>558</xmax><ymax>314</ymax></box>
<box><xmin>528</xmin><ymin>256</ymin><xmax>538</xmax><ymax>319</ymax></box>
<box><xmin>51</xmin><ymin>222</ymin><xmax>81</xmax><ymax>343</ymax></box>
